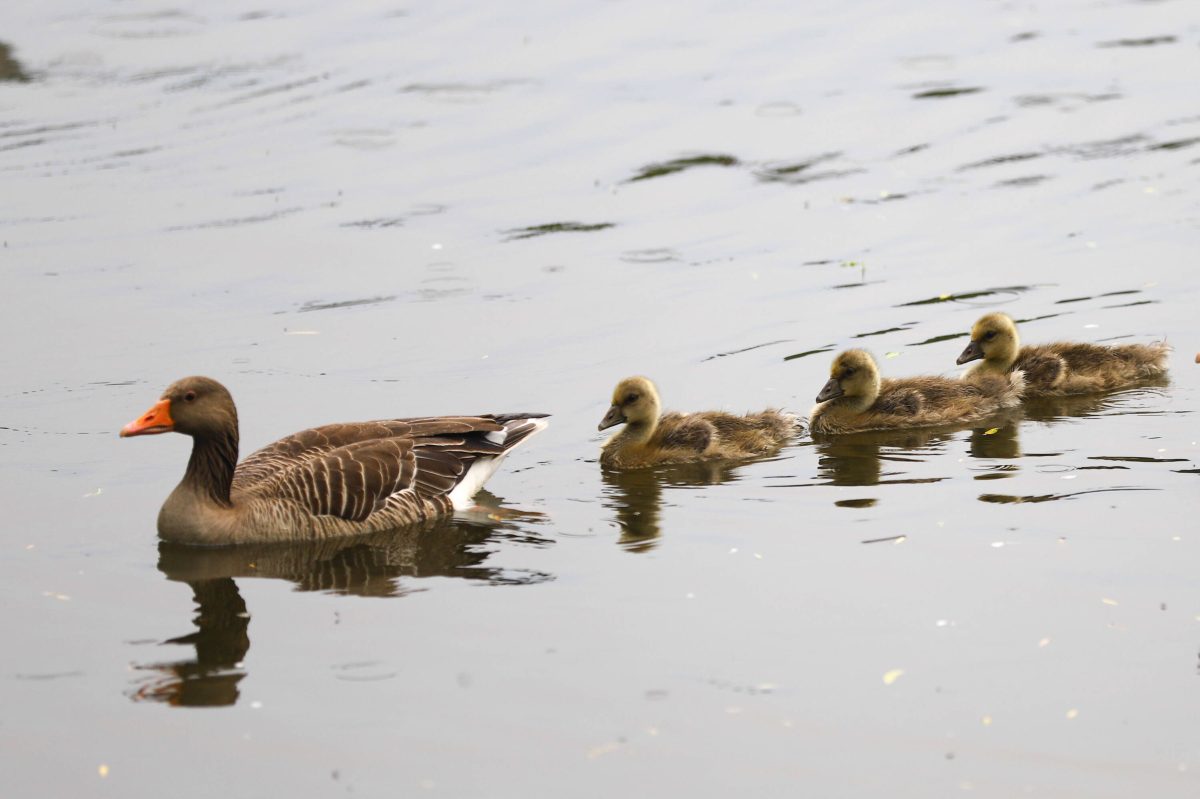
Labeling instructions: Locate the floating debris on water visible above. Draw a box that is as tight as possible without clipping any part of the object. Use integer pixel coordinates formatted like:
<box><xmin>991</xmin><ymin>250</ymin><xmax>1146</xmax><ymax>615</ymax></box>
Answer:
<box><xmin>586</xmin><ymin>741</ymin><xmax>622</xmax><ymax>759</ymax></box>
<box><xmin>861</xmin><ymin>534</ymin><xmax>906</xmax><ymax>545</ymax></box>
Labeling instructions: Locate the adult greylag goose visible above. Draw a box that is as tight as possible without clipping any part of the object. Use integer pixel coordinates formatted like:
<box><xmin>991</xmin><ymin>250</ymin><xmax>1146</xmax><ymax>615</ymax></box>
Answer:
<box><xmin>121</xmin><ymin>376</ymin><xmax>548</xmax><ymax>545</ymax></box>
<box><xmin>956</xmin><ymin>312</ymin><xmax>1169</xmax><ymax>396</ymax></box>
<box><xmin>810</xmin><ymin>349</ymin><xmax>1023</xmax><ymax>434</ymax></box>
<box><xmin>597</xmin><ymin>376</ymin><xmax>800</xmax><ymax>468</ymax></box>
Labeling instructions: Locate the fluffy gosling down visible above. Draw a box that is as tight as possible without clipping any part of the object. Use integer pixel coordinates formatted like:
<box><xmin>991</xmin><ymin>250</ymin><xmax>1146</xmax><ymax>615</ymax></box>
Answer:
<box><xmin>957</xmin><ymin>312</ymin><xmax>1169</xmax><ymax>396</ymax></box>
<box><xmin>598</xmin><ymin>376</ymin><xmax>800</xmax><ymax>468</ymax></box>
<box><xmin>810</xmin><ymin>349</ymin><xmax>1023</xmax><ymax>435</ymax></box>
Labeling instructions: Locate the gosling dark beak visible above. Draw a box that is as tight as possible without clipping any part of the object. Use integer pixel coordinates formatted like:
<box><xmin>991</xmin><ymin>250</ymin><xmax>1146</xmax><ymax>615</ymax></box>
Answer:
<box><xmin>957</xmin><ymin>340</ymin><xmax>984</xmax><ymax>365</ymax></box>
<box><xmin>598</xmin><ymin>405</ymin><xmax>626</xmax><ymax>431</ymax></box>
<box><xmin>815</xmin><ymin>378</ymin><xmax>843</xmax><ymax>403</ymax></box>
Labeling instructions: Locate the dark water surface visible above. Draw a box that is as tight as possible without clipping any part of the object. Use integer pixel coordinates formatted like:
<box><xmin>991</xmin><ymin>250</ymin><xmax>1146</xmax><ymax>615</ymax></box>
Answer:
<box><xmin>2</xmin><ymin>1</ymin><xmax>1198</xmax><ymax>796</ymax></box>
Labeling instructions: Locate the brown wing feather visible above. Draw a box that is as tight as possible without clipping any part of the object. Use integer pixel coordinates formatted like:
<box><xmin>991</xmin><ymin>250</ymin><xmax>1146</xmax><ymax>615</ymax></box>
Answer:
<box><xmin>233</xmin><ymin>415</ymin><xmax>545</xmax><ymax>521</ymax></box>
<box><xmin>411</xmin><ymin>448</ymin><xmax>468</xmax><ymax>497</ymax></box>
<box><xmin>233</xmin><ymin>417</ymin><xmax>508</xmax><ymax>492</ymax></box>
<box><xmin>704</xmin><ymin>414</ymin><xmax>761</xmax><ymax>438</ymax></box>
<box><xmin>873</xmin><ymin>385</ymin><xmax>923</xmax><ymax>415</ymax></box>
<box><xmin>657</xmin><ymin>414</ymin><xmax>715</xmax><ymax>453</ymax></box>
<box><xmin>1013</xmin><ymin>348</ymin><xmax>1064</xmax><ymax>389</ymax></box>
<box><xmin>243</xmin><ymin>438</ymin><xmax>417</xmax><ymax>522</ymax></box>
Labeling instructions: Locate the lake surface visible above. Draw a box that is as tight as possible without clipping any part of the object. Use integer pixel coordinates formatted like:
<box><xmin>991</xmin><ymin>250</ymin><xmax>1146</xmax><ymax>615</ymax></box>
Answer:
<box><xmin>2</xmin><ymin>1</ymin><xmax>1198</xmax><ymax>796</ymax></box>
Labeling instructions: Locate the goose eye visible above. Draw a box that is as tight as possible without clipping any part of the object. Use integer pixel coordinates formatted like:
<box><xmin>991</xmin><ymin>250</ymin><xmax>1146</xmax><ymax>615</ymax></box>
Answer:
<box><xmin>626</xmin><ymin>393</ymin><xmax>639</xmax><ymax>403</ymax></box>
<box><xmin>184</xmin><ymin>391</ymin><xmax>197</xmax><ymax>402</ymax></box>
<box><xmin>843</xmin><ymin>368</ymin><xmax>855</xmax><ymax>377</ymax></box>
<box><xmin>984</xmin><ymin>331</ymin><xmax>996</xmax><ymax>341</ymax></box>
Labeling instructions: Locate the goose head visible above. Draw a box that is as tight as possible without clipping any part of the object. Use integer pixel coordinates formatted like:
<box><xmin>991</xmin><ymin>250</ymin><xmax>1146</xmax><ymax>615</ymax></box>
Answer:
<box><xmin>957</xmin><ymin>312</ymin><xmax>1020</xmax><ymax>369</ymax></box>
<box><xmin>816</xmin><ymin>349</ymin><xmax>881</xmax><ymax>409</ymax></box>
<box><xmin>121</xmin><ymin>376</ymin><xmax>238</xmax><ymax>439</ymax></box>
<box><xmin>598</xmin><ymin>376</ymin><xmax>661</xmax><ymax>431</ymax></box>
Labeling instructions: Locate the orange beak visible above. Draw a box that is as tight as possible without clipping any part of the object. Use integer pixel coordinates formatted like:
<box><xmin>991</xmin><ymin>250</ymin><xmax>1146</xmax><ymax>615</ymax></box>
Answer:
<box><xmin>120</xmin><ymin>399</ymin><xmax>174</xmax><ymax>437</ymax></box>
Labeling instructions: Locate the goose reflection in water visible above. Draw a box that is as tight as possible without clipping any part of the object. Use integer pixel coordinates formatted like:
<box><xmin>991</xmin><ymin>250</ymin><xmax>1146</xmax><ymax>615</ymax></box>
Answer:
<box><xmin>601</xmin><ymin>461</ymin><xmax>740</xmax><ymax>552</ymax></box>
<box><xmin>129</xmin><ymin>497</ymin><xmax>551</xmax><ymax>707</ymax></box>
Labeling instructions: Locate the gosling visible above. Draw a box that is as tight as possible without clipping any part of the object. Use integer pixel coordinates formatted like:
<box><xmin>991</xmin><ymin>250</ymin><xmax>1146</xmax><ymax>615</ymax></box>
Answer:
<box><xmin>957</xmin><ymin>312</ymin><xmax>1169</xmax><ymax>396</ymax></box>
<box><xmin>810</xmin><ymin>349</ymin><xmax>1023</xmax><ymax>435</ymax></box>
<box><xmin>598</xmin><ymin>376</ymin><xmax>800</xmax><ymax>468</ymax></box>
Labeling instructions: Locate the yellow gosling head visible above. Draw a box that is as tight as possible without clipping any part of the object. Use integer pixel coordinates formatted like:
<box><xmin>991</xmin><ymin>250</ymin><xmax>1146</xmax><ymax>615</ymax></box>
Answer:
<box><xmin>958</xmin><ymin>312</ymin><xmax>1020</xmax><ymax>369</ymax></box>
<box><xmin>816</xmin><ymin>349</ymin><xmax>881</xmax><ymax>409</ymax></box>
<box><xmin>598</xmin><ymin>376</ymin><xmax>661</xmax><ymax>431</ymax></box>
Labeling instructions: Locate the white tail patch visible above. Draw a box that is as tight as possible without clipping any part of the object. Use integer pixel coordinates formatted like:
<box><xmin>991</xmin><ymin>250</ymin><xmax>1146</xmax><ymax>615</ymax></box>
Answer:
<box><xmin>447</xmin><ymin>418</ymin><xmax>548</xmax><ymax>510</ymax></box>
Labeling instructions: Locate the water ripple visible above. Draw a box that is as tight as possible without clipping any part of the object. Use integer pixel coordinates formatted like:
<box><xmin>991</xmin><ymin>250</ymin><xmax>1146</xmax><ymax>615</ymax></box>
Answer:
<box><xmin>620</xmin><ymin>248</ymin><xmax>679</xmax><ymax>264</ymax></box>
<box><xmin>503</xmin><ymin>221</ymin><xmax>615</xmax><ymax>241</ymax></box>
<box><xmin>627</xmin><ymin>154</ymin><xmax>739</xmax><ymax>183</ymax></box>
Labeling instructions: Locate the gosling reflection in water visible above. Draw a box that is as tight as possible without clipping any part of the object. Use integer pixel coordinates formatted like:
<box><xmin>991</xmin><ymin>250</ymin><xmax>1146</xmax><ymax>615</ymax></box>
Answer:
<box><xmin>968</xmin><ymin>420</ymin><xmax>1021</xmax><ymax>460</ymax></box>
<box><xmin>1021</xmin><ymin>379</ymin><xmax>1169</xmax><ymax>423</ymax></box>
<box><xmin>130</xmin><ymin>503</ymin><xmax>551</xmax><ymax>708</ymax></box>
<box><xmin>814</xmin><ymin>428</ymin><xmax>955</xmax><ymax>487</ymax></box>
<box><xmin>814</xmin><ymin>415</ymin><xmax>1021</xmax><ymax>489</ymax></box>
<box><xmin>601</xmin><ymin>461</ymin><xmax>739</xmax><ymax>552</ymax></box>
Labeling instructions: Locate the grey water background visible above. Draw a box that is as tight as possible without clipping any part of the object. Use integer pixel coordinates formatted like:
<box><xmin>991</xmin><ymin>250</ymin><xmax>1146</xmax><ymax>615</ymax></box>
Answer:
<box><xmin>2</xmin><ymin>1</ymin><xmax>1198</xmax><ymax>796</ymax></box>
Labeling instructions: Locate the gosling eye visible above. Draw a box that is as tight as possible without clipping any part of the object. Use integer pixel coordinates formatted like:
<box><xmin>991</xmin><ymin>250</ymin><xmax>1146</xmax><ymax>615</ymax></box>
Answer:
<box><xmin>625</xmin><ymin>393</ymin><xmax>639</xmax><ymax>404</ymax></box>
<box><xmin>183</xmin><ymin>391</ymin><xmax>197</xmax><ymax>402</ymax></box>
<box><xmin>984</xmin><ymin>331</ymin><xmax>997</xmax><ymax>341</ymax></box>
<box><xmin>842</xmin><ymin>367</ymin><xmax>855</xmax><ymax>378</ymax></box>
